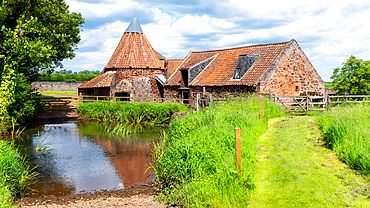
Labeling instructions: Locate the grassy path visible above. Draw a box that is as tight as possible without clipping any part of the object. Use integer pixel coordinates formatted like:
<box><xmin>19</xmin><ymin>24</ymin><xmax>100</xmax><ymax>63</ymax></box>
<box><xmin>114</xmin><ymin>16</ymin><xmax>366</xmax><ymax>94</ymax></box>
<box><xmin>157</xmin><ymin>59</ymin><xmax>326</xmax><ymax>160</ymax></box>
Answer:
<box><xmin>250</xmin><ymin>116</ymin><xmax>370</xmax><ymax>207</ymax></box>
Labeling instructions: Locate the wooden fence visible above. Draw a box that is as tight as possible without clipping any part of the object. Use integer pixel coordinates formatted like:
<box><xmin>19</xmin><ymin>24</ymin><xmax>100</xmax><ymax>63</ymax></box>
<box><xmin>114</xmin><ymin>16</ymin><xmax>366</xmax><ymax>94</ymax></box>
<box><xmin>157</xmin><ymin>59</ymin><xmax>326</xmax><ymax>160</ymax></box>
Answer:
<box><xmin>38</xmin><ymin>97</ymin><xmax>73</xmax><ymax>109</ymax></box>
<box><xmin>273</xmin><ymin>94</ymin><xmax>370</xmax><ymax>115</ymax></box>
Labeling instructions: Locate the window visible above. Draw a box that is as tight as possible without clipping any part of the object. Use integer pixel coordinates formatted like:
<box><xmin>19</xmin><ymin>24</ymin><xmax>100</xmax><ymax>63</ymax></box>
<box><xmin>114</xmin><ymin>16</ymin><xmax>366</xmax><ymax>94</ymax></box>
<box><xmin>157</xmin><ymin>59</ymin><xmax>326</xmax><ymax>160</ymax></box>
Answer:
<box><xmin>233</xmin><ymin>54</ymin><xmax>259</xmax><ymax>79</ymax></box>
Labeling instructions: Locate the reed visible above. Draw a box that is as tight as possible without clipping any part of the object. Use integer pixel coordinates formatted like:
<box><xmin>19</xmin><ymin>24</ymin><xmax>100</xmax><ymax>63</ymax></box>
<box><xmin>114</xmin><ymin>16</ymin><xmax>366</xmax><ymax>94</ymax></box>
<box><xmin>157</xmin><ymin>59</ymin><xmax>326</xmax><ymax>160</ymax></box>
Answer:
<box><xmin>150</xmin><ymin>96</ymin><xmax>284</xmax><ymax>207</ymax></box>
<box><xmin>0</xmin><ymin>140</ymin><xmax>38</xmax><ymax>206</ymax></box>
<box><xmin>317</xmin><ymin>103</ymin><xmax>370</xmax><ymax>174</ymax></box>
<box><xmin>77</xmin><ymin>102</ymin><xmax>189</xmax><ymax>125</ymax></box>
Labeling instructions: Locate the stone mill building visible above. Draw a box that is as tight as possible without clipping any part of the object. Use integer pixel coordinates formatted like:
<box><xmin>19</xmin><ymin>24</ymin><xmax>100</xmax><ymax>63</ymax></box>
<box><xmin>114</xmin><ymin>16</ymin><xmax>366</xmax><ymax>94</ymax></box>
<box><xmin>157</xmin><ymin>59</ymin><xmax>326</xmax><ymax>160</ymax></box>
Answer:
<box><xmin>78</xmin><ymin>17</ymin><xmax>182</xmax><ymax>100</ymax></box>
<box><xmin>165</xmin><ymin>39</ymin><xmax>325</xmax><ymax>99</ymax></box>
<box><xmin>79</xmin><ymin>17</ymin><xmax>325</xmax><ymax>100</ymax></box>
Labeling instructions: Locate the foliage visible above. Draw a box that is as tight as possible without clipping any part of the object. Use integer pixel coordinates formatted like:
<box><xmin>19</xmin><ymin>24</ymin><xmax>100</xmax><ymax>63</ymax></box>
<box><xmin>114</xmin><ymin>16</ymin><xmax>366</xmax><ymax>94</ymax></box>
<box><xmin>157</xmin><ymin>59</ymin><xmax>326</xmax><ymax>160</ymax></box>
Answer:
<box><xmin>331</xmin><ymin>56</ymin><xmax>370</xmax><ymax>94</ymax></box>
<box><xmin>77</xmin><ymin>102</ymin><xmax>189</xmax><ymax>125</ymax></box>
<box><xmin>317</xmin><ymin>104</ymin><xmax>370</xmax><ymax>174</ymax></box>
<box><xmin>0</xmin><ymin>0</ymin><xmax>84</xmax><ymax>79</ymax></box>
<box><xmin>0</xmin><ymin>0</ymin><xmax>83</xmax><ymax>133</ymax></box>
<box><xmin>151</xmin><ymin>97</ymin><xmax>284</xmax><ymax>207</ymax></box>
<box><xmin>0</xmin><ymin>140</ymin><xmax>38</xmax><ymax>206</ymax></box>
<box><xmin>324</xmin><ymin>82</ymin><xmax>335</xmax><ymax>89</ymax></box>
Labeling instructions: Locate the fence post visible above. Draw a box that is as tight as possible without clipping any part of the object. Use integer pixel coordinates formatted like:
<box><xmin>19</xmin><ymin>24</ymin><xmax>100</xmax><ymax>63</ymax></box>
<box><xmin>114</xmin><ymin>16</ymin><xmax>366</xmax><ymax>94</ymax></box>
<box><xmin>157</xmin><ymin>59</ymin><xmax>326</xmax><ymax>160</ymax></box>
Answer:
<box><xmin>96</xmin><ymin>96</ymin><xmax>98</xmax><ymax>102</ymax></box>
<box><xmin>78</xmin><ymin>93</ymin><xmax>82</xmax><ymax>105</ymax></box>
<box><xmin>260</xmin><ymin>102</ymin><xmax>263</xmax><ymax>122</ymax></box>
<box><xmin>235</xmin><ymin>128</ymin><xmax>242</xmax><ymax>172</ymax></box>
<box><xmin>196</xmin><ymin>93</ymin><xmax>200</xmax><ymax>111</ymax></box>
<box><xmin>209</xmin><ymin>94</ymin><xmax>212</xmax><ymax>107</ymax></box>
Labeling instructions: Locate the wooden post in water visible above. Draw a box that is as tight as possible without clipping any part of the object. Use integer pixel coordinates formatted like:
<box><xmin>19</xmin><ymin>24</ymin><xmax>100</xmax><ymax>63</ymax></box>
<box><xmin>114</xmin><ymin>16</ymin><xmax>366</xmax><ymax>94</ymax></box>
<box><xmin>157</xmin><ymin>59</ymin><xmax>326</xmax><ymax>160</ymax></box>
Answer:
<box><xmin>235</xmin><ymin>128</ymin><xmax>242</xmax><ymax>172</ymax></box>
<box><xmin>260</xmin><ymin>102</ymin><xmax>263</xmax><ymax>121</ymax></box>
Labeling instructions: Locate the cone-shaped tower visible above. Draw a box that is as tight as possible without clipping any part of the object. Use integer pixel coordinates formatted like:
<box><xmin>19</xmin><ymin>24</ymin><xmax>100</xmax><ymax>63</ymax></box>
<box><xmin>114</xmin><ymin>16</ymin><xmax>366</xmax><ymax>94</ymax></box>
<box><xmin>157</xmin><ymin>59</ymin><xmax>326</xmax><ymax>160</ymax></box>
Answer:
<box><xmin>104</xmin><ymin>17</ymin><xmax>164</xmax><ymax>70</ymax></box>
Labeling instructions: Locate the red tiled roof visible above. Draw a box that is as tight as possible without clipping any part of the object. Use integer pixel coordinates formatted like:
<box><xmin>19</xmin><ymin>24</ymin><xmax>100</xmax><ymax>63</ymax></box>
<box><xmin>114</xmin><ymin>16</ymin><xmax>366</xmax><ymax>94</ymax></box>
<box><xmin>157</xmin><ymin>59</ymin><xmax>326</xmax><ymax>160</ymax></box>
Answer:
<box><xmin>104</xmin><ymin>32</ymin><xmax>164</xmax><ymax>70</ymax></box>
<box><xmin>166</xmin><ymin>40</ymin><xmax>293</xmax><ymax>87</ymax></box>
<box><xmin>78</xmin><ymin>72</ymin><xmax>115</xmax><ymax>89</ymax></box>
<box><xmin>165</xmin><ymin>59</ymin><xmax>183</xmax><ymax>78</ymax></box>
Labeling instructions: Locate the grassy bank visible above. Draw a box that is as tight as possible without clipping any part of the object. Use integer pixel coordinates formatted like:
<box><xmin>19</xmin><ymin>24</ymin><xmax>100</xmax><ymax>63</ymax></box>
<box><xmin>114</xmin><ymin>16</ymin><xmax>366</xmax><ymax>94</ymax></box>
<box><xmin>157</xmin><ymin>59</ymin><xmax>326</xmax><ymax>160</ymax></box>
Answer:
<box><xmin>250</xmin><ymin>116</ymin><xmax>370</xmax><ymax>207</ymax></box>
<box><xmin>77</xmin><ymin>102</ymin><xmax>189</xmax><ymax>125</ymax></box>
<box><xmin>0</xmin><ymin>140</ymin><xmax>36</xmax><ymax>207</ymax></box>
<box><xmin>317</xmin><ymin>104</ymin><xmax>370</xmax><ymax>174</ymax></box>
<box><xmin>152</xmin><ymin>97</ymin><xmax>284</xmax><ymax>207</ymax></box>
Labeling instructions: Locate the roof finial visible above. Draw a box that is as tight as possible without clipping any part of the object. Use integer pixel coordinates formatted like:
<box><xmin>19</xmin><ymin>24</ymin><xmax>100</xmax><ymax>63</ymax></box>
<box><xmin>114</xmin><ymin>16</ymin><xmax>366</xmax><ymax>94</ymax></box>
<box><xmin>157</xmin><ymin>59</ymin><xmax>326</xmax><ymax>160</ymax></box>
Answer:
<box><xmin>125</xmin><ymin>17</ymin><xmax>143</xmax><ymax>34</ymax></box>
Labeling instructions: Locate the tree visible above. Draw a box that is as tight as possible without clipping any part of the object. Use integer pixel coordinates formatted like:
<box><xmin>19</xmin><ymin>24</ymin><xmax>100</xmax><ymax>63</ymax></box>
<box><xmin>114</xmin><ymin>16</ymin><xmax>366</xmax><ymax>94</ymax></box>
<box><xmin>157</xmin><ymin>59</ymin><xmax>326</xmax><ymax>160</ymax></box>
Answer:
<box><xmin>331</xmin><ymin>56</ymin><xmax>370</xmax><ymax>95</ymax></box>
<box><xmin>0</xmin><ymin>0</ymin><xmax>84</xmax><ymax>81</ymax></box>
<box><xmin>0</xmin><ymin>0</ymin><xmax>84</xmax><ymax>127</ymax></box>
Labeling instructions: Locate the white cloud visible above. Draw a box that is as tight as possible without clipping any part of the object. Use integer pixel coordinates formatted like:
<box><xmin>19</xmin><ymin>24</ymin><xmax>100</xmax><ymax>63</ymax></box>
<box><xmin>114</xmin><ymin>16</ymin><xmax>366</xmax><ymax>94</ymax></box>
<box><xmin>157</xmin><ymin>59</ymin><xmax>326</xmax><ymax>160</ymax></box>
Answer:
<box><xmin>65</xmin><ymin>0</ymin><xmax>138</xmax><ymax>19</ymax></box>
<box><xmin>63</xmin><ymin>0</ymin><xmax>370</xmax><ymax>81</ymax></box>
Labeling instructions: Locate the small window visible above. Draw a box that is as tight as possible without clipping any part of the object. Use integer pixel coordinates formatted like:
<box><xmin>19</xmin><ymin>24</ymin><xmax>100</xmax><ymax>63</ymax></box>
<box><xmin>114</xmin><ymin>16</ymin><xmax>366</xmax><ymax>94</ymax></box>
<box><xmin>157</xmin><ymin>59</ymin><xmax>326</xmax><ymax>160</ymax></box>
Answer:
<box><xmin>295</xmin><ymin>86</ymin><xmax>299</xmax><ymax>92</ymax></box>
<box><xmin>234</xmin><ymin>68</ymin><xmax>241</xmax><ymax>79</ymax></box>
<box><xmin>233</xmin><ymin>54</ymin><xmax>259</xmax><ymax>79</ymax></box>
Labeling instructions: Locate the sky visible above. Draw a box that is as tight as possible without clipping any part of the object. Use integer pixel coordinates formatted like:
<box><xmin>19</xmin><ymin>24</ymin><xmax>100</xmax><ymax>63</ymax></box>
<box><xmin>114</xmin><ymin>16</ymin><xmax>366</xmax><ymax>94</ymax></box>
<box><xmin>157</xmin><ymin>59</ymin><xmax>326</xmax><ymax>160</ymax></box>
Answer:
<box><xmin>62</xmin><ymin>0</ymin><xmax>370</xmax><ymax>81</ymax></box>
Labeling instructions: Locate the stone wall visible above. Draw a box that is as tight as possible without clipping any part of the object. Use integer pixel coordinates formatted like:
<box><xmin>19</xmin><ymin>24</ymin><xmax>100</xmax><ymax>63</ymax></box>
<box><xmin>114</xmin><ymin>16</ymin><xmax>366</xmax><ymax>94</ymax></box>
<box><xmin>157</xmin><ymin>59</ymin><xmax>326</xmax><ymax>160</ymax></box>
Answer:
<box><xmin>259</xmin><ymin>41</ymin><xmax>325</xmax><ymax>96</ymax></box>
<box><xmin>31</xmin><ymin>81</ymin><xmax>87</xmax><ymax>91</ymax></box>
<box><xmin>164</xmin><ymin>85</ymin><xmax>255</xmax><ymax>100</ymax></box>
<box><xmin>109</xmin><ymin>68</ymin><xmax>166</xmax><ymax>98</ymax></box>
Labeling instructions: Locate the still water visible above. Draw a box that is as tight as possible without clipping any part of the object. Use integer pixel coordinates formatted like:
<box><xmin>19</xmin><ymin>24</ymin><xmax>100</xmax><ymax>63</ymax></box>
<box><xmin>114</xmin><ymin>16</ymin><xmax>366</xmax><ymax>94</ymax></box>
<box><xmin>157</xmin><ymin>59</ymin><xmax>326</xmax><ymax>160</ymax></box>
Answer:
<box><xmin>16</xmin><ymin>121</ymin><xmax>163</xmax><ymax>197</ymax></box>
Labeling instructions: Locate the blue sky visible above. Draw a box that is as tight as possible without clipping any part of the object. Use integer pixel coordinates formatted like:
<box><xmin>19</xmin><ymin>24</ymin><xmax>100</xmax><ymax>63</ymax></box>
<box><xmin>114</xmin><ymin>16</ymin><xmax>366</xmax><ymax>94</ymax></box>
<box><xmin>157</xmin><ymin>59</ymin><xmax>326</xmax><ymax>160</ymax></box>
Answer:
<box><xmin>63</xmin><ymin>0</ymin><xmax>370</xmax><ymax>81</ymax></box>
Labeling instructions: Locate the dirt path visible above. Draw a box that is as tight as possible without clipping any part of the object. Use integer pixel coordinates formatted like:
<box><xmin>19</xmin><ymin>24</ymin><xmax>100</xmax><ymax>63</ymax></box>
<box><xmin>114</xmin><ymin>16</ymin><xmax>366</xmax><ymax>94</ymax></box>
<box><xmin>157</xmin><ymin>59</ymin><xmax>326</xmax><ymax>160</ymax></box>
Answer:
<box><xmin>249</xmin><ymin>116</ymin><xmax>370</xmax><ymax>207</ymax></box>
<box><xmin>16</xmin><ymin>185</ymin><xmax>165</xmax><ymax>208</ymax></box>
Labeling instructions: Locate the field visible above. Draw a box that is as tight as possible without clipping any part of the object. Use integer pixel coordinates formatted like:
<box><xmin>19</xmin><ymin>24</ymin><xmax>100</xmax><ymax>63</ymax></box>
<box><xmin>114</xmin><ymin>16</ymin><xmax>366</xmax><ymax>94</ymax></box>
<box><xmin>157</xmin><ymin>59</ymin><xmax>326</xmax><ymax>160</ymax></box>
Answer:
<box><xmin>325</xmin><ymin>82</ymin><xmax>335</xmax><ymax>88</ymax></box>
<box><xmin>38</xmin><ymin>91</ymin><xmax>78</xmax><ymax>97</ymax></box>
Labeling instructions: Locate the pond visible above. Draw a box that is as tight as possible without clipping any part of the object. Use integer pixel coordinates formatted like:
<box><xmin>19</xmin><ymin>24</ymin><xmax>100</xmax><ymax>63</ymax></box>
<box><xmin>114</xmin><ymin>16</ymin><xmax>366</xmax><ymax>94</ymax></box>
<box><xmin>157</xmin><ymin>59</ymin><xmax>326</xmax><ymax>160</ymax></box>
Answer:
<box><xmin>15</xmin><ymin>121</ymin><xmax>164</xmax><ymax>197</ymax></box>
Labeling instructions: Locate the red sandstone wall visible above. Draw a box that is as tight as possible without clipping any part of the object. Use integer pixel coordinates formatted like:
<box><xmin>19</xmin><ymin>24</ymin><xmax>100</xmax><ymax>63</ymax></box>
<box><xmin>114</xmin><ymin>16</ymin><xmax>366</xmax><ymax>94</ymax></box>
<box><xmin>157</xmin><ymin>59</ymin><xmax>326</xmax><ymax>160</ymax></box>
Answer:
<box><xmin>106</xmin><ymin>68</ymin><xmax>166</xmax><ymax>98</ymax></box>
<box><xmin>259</xmin><ymin>42</ymin><xmax>325</xmax><ymax>96</ymax></box>
<box><xmin>164</xmin><ymin>86</ymin><xmax>255</xmax><ymax>100</ymax></box>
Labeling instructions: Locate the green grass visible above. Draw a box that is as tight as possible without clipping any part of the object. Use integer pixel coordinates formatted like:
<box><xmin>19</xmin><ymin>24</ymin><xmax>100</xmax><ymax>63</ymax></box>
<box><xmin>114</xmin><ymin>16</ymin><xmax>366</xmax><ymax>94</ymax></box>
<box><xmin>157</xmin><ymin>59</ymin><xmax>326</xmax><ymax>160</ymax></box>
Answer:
<box><xmin>152</xmin><ymin>97</ymin><xmax>284</xmax><ymax>207</ymax></box>
<box><xmin>0</xmin><ymin>140</ymin><xmax>37</xmax><ymax>207</ymax></box>
<box><xmin>250</xmin><ymin>116</ymin><xmax>370</xmax><ymax>207</ymax></box>
<box><xmin>325</xmin><ymin>82</ymin><xmax>335</xmax><ymax>88</ymax></box>
<box><xmin>39</xmin><ymin>91</ymin><xmax>78</xmax><ymax>96</ymax></box>
<box><xmin>317</xmin><ymin>104</ymin><xmax>370</xmax><ymax>174</ymax></box>
<box><xmin>77</xmin><ymin>102</ymin><xmax>189</xmax><ymax>125</ymax></box>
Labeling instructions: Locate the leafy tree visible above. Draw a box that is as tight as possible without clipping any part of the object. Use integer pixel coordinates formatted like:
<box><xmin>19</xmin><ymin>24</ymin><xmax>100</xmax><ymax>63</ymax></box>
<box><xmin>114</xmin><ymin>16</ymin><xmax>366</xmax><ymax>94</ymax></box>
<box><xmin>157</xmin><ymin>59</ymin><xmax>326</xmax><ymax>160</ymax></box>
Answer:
<box><xmin>331</xmin><ymin>56</ymin><xmax>370</xmax><ymax>95</ymax></box>
<box><xmin>0</xmin><ymin>0</ymin><xmax>84</xmax><ymax>81</ymax></box>
<box><xmin>78</xmin><ymin>70</ymin><xmax>101</xmax><ymax>75</ymax></box>
<box><xmin>0</xmin><ymin>0</ymin><xmax>83</xmax><ymax>128</ymax></box>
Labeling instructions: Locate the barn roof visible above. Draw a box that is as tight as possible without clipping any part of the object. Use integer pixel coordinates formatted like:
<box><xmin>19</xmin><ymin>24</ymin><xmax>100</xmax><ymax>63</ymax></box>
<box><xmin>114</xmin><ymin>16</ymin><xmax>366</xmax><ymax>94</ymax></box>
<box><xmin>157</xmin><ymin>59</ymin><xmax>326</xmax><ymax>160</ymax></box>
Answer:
<box><xmin>166</xmin><ymin>40</ymin><xmax>294</xmax><ymax>87</ymax></box>
<box><xmin>165</xmin><ymin>59</ymin><xmax>183</xmax><ymax>77</ymax></box>
<box><xmin>77</xmin><ymin>71</ymin><xmax>115</xmax><ymax>89</ymax></box>
<box><xmin>104</xmin><ymin>17</ymin><xmax>164</xmax><ymax>70</ymax></box>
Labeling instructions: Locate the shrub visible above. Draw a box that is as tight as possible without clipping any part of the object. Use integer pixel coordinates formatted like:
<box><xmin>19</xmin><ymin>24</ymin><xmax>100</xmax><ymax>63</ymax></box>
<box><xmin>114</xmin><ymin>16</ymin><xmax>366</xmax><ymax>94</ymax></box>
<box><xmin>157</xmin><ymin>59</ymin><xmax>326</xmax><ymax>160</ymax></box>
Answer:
<box><xmin>65</xmin><ymin>79</ymin><xmax>76</xmax><ymax>83</ymax></box>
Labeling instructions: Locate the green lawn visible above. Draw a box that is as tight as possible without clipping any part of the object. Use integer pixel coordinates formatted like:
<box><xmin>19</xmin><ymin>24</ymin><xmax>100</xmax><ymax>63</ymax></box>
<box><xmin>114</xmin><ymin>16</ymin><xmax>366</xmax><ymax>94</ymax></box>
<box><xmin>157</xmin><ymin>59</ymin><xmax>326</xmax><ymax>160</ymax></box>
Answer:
<box><xmin>324</xmin><ymin>82</ymin><xmax>335</xmax><ymax>88</ymax></box>
<box><xmin>39</xmin><ymin>90</ymin><xmax>78</xmax><ymax>97</ymax></box>
<box><xmin>250</xmin><ymin>116</ymin><xmax>370</xmax><ymax>207</ymax></box>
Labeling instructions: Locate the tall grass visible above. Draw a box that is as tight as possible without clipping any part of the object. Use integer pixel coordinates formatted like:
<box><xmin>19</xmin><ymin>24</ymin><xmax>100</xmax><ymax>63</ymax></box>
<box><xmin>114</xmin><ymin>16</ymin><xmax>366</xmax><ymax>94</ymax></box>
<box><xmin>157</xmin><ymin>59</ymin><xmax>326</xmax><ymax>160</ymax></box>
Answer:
<box><xmin>151</xmin><ymin>97</ymin><xmax>284</xmax><ymax>207</ymax></box>
<box><xmin>77</xmin><ymin>102</ymin><xmax>189</xmax><ymax>125</ymax></box>
<box><xmin>0</xmin><ymin>140</ymin><xmax>38</xmax><ymax>207</ymax></box>
<box><xmin>317</xmin><ymin>104</ymin><xmax>370</xmax><ymax>174</ymax></box>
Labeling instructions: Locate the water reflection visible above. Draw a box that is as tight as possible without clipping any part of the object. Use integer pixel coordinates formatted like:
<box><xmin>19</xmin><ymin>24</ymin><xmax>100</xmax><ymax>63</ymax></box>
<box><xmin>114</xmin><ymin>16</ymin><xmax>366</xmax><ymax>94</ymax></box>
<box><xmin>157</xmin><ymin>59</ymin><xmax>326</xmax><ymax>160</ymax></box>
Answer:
<box><xmin>16</xmin><ymin>121</ymin><xmax>162</xmax><ymax>197</ymax></box>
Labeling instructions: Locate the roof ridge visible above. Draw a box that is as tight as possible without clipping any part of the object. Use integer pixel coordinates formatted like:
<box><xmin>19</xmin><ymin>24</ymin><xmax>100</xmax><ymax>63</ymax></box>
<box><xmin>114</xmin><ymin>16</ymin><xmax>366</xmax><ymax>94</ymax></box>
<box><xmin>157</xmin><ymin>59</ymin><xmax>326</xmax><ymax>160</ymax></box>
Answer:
<box><xmin>191</xmin><ymin>40</ymin><xmax>293</xmax><ymax>54</ymax></box>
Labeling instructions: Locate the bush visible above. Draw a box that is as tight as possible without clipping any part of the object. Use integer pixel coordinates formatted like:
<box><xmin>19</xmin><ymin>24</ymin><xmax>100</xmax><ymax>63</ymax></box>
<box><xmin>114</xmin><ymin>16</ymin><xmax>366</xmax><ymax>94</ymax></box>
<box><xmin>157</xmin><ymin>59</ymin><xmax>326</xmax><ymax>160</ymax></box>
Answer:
<box><xmin>152</xmin><ymin>97</ymin><xmax>284</xmax><ymax>207</ymax></box>
<box><xmin>65</xmin><ymin>79</ymin><xmax>76</xmax><ymax>83</ymax></box>
<box><xmin>317</xmin><ymin>104</ymin><xmax>370</xmax><ymax>174</ymax></box>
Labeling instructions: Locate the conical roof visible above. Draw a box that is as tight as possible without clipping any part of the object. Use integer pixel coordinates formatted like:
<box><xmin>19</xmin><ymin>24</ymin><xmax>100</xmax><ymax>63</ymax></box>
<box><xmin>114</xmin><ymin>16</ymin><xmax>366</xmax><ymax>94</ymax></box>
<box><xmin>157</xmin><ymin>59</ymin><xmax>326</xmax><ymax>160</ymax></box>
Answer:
<box><xmin>104</xmin><ymin>17</ymin><xmax>164</xmax><ymax>70</ymax></box>
<box><xmin>125</xmin><ymin>17</ymin><xmax>143</xmax><ymax>33</ymax></box>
